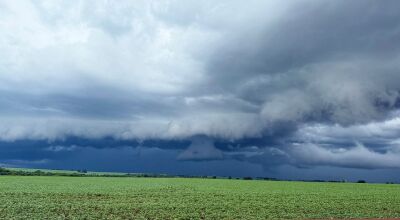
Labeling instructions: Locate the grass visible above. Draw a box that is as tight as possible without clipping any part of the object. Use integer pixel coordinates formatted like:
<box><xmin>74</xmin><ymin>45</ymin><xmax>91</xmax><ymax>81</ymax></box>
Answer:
<box><xmin>0</xmin><ymin>176</ymin><xmax>399</xmax><ymax>219</ymax></box>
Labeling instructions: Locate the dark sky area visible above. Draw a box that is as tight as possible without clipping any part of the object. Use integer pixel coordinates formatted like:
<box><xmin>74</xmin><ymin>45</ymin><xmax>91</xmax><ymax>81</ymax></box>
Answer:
<box><xmin>1</xmin><ymin>0</ymin><xmax>400</xmax><ymax>182</ymax></box>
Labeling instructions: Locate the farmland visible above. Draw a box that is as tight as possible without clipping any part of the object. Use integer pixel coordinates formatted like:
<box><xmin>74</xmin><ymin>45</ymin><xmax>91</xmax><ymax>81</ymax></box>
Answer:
<box><xmin>0</xmin><ymin>176</ymin><xmax>399</xmax><ymax>219</ymax></box>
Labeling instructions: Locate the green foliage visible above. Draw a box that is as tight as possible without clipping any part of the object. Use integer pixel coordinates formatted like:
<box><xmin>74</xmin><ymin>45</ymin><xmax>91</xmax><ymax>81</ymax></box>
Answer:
<box><xmin>0</xmin><ymin>167</ymin><xmax>171</xmax><ymax>178</ymax></box>
<box><xmin>0</xmin><ymin>176</ymin><xmax>399</xmax><ymax>219</ymax></box>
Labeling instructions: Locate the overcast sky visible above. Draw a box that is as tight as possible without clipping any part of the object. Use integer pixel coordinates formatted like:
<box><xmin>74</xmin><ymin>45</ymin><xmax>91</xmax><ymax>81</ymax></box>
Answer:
<box><xmin>1</xmin><ymin>0</ymin><xmax>400</xmax><ymax>182</ymax></box>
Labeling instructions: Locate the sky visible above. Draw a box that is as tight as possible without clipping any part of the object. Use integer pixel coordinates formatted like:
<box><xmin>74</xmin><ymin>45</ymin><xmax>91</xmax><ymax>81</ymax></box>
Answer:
<box><xmin>1</xmin><ymin>0</ymin><xmax>400</xmax><ymax>182</ymax></box>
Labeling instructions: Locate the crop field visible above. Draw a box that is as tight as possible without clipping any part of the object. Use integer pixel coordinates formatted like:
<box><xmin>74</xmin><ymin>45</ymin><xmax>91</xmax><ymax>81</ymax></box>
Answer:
<box><xmin>0</xmin><ymin>176</ymin><xmax>399</xmax><ymax>219</ymax></box>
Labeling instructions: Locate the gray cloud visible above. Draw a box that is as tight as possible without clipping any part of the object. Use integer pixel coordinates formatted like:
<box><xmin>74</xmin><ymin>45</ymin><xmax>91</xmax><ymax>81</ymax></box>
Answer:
<box><xmin>1</xmin><ymin>0</ymin><xmax>400</xmax><ymax>172</ymax></box>
<box><xmin>177</xmin><ymin>137</ymin><xmax>223</xmax><ymax>161</ymax></box>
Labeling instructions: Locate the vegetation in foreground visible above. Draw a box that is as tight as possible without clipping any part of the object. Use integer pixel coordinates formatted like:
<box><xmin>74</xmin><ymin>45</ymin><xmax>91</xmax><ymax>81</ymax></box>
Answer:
<box><xmin>0</xmin><ymin>175</ymin><xmax>399</xmax><ymax>219</ymax></box>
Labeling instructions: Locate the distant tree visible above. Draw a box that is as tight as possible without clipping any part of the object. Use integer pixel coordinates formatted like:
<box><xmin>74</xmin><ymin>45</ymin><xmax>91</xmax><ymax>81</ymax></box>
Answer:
<box><xmin>0</xmin><ymin>167</ymin><xmax>10</xmax><ymax>175</ymax></box>
<box><xmin>243</xmin><ymin>177</ymin><xmax>253</xmax><ymax>180</ymax></box>
<box><xmin>357</xmin><ymin>180</ymin><xmax>366</xmax><ymax>183</ymax></box>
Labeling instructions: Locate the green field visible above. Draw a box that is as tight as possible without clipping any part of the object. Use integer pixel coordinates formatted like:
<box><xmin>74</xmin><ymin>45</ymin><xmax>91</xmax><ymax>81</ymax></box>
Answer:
<box><xmin>0</xmin><ymin>176</ymin><xmax>399</xmax><ymax>219</ymax></box>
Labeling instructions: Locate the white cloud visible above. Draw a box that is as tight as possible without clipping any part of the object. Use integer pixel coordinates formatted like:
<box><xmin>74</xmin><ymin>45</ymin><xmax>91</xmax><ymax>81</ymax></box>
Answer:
<box><xmin>0</xmin><ymin>113</ymin><xmax>263</xmax><ymax>141</ymax></box>
<box><xmin>45</xmin><ymin>145</ymin><xmax>78</xmax><ymax>152</ymax></box>
<box><xmin>296</xmin><ymin>111</ymin><xmax>400</xmax><ymax>144</ymax></box>
<box><xmin>290</xmin><ymin>142</ymin><xmax>400</xmax><ymax>169</ymax></box>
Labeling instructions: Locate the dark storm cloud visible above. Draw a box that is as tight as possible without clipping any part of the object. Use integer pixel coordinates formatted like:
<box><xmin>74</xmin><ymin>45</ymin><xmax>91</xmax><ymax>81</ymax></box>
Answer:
<box><xmin>209</xmin><ymin>1</ymin><xmax>400</xmax><ymax>79</ymax></box>
<box><xmin>1</xmin><ymin>0</ymin><xmax>400</xmax><ymax>174</ymax></box>
<box><xmin>206</xmin><ymin>0</ymin><xmax>400</xmax><ymax>125</ymax></box>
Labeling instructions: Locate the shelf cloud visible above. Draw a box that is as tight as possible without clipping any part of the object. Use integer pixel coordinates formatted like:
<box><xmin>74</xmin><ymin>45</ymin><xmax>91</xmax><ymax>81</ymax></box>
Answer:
<box><xmin>1</xmin><ymin>0</ymin><xmax>400</xmax><ymax>179</ymax></box>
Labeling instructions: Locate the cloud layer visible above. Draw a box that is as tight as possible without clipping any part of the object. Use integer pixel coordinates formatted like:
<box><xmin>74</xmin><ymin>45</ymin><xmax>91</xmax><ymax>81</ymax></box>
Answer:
<box><xmin>1</xmin><ymin>0</ymin><xmax>400</xmax><ymax>174</ymax></box>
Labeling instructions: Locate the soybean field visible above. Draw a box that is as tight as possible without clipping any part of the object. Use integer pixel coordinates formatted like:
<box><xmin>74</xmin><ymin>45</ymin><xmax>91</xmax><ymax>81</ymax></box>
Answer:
<box><xmin>0</xmin><ymin>176</ymin><xmax>399</xmax><ymax>219</ymax></box>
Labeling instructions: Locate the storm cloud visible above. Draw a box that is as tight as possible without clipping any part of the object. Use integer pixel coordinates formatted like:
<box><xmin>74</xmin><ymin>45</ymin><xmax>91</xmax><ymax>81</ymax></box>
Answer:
<box><xmin>1</xmin><ymin>0</ymin><xmax>400</xmax><ymax>179</ymax></box>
